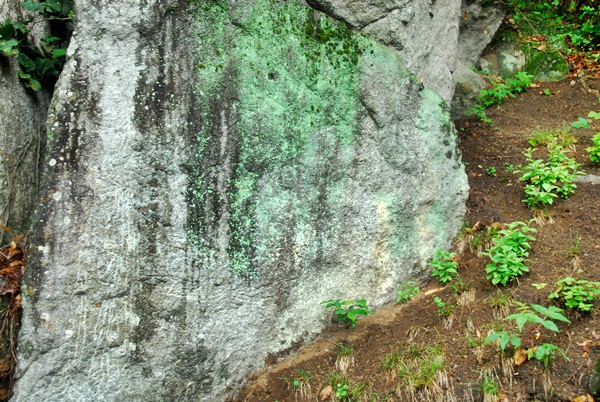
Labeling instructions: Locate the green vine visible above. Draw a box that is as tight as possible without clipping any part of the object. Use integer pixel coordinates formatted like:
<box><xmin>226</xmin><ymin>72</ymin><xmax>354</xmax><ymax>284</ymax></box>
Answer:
<box><xmin>0</xmin><ymin>0</ymin><xmax>73</xmax><ymax>91</ymax></box>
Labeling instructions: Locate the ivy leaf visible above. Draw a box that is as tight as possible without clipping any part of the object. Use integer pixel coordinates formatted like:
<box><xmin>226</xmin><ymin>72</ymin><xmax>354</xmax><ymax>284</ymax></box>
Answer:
<box><xmin>52</xmin><ymin>48</ymin><xmax>66</xmax><ymax>58</ymax></box>
<box><xmin>18</xmin><ymin>52</ymin><xmax>36</xmax><ymax>72</ymax></box>
<box><xmin>21</xmin><ymin>1</ymin><xmax>45</xmax><ymax>12</ymax></box>
<box><xmin>0</xmin><ymin>39</ymin><xmax>19</xmax><ymax>56</ymax></box>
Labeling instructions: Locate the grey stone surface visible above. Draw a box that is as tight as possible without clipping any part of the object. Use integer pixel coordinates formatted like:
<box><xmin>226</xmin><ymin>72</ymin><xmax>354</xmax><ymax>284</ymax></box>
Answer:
<box><xmin>575</xmin><ymin>174</ymin><xmax>600</xmax><ymax>184</ymax></box>
<box><xmin>0</xmin><ymin>2</ymin><xmax>51</xmax><ymax>235</ymax></box>
<box><xmin>458</xmin><ymin>0</ymin><xmax>505</xmax><ymax>68</ymax></box>
<box><xmin>451</xmin><ymin>60</ymin><xmax>487</xmax><ymax>116</ymax></box>
<box><xmin>480</xmin><ymin>41</ymin><xmax>526</xmax><ymax>77</ymax></box>
<box><xmin>12</xmin><ymin>1</ymin><xmax>468</xmax><ymax>401</ymax></box>
<box><xmin>308</xmin><ymin>0</ymin><xmax>461</xmax><ymax>103</ymax></box>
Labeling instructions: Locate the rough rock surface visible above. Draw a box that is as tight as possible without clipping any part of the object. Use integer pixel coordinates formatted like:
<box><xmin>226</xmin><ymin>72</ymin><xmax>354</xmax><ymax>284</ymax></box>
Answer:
<box><xmin>307</xmin><ymin>0</ymin><xmax>461</xmax><ymax>102</ymax></box>
<box><xmin>451</xmin><ymin>61</ymin><xmax>486</xmax><ymax>116</ymax></box>
<box><xmin>0</xmin><ymin>3</ymin><xmax>51</xmax><ymax>235</ymax></box>
<box><xmin>12</xmin><ymin>0</ymin><xmax>468</xmax><ymax>401</ymax></box>
<box><xmin>457</xmin><ymin>0</ymin><xmax>505</xmax><ymax>69</ymax></box>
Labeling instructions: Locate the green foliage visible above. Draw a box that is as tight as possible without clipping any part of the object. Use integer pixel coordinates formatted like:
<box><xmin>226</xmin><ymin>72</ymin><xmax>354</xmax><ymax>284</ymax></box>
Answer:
<box><xmin>396</xmin><ymin>281</ymin><xmax>420</xmax><ymax>303</ymax></box>
<box><xmin>507</xmin><ymin>302</ymin><xmax>570</xmax><ymax>332</ymax></box>
<box><xmin>0</xmin><ymin>0</ymin><xmax>73</xmax><ymax>90</ymax></box>
<box><xmin>433</xmin><ymin>296</ymin><xmax>453</xmax><ymax>317</ymax></box>
<box><xmin>571</xmin><ymin>116</ymin><xmax>592</xmax><ymax>129</ymax></box>
<box><xmin>549</xmin><ymin>277</ymin><xmax>600</xmax><ymax>311</ymax></box>
<box><xmin>321</xmin><ymin>299</ymin><xmax>373</xmax><ymax>328</ymax></box>
<box><xmin>381</xmin><ymin>344</ymin><xmax>445</xmax><ymax>388</ymax></box>
<box><xmin>337</xmin><ymin>342</ymin><xmax>355</xmax><ymax>357</ymax></box>
<box><xmin>429</xmin><ymin>249</ymin><xmax>458</xmax><ymax>284</ymax></box>
<box><xmin>530</xmin><ymin>342</ymin><xmax>565</xmax><ymax>368</ymax></box>
<box><xmin>519</xmin><ymin>142</ymin><xmax>584</xmax><ymax>207</ymax></box>
<box><xmin>504</xmin><ymin>162</ymin><xmax>516</xmax><ymax>174</ymax></box>
<box><xmin>468</xmin><ymin>72</ymin><xmax>533</xmax><ymax>125</ymax></box>
<box><xmin>335</xmin><ymin>384</ymin><xmax>349</xmax><ymax>399</ymax></box>
<box><xmin>528</xmin><ymin>126</ymin><xmax>576</xmax><ymax>147</ymax></box>
<box><xmin>507</xmin><ymin>0</ymin><xmax>600</xmax><ymax>51</ymax></box>
<box><xmin>486</xmin><ymin>166</ymin><xmax>497</xmax><ymax>177</ymax></box>
<box><xmin>480</xmin><ymin>374</ymin><xmax>499</xmax><ymax>396</ymax></box>
<box><xmin>586</xmin><ymin>133</ymin><xmax>600</xmax><ymax>163</ymax></box>
<box><xmin>483</xmin><ymin>221</ymin><xmax>536</xmax><ymax>286</ymax></box>
<box><xmin>485</xmin><ymin>302</ymin><xmax>569</xmax><ymax>367</ymax></box>
<box><xmin>485</xmin><ymin>330</ymin><xmax>522</xmax><ymax>352</ymax></box>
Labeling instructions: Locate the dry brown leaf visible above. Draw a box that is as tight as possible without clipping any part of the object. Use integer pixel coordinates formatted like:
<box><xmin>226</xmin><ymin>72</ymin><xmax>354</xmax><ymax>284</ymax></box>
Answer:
<box><xmin>514</xmin><ymin>347</ymin><xmax>528</xmax><ymax>366</ymax></box>
<box><xmin>573</xmin><ymin>395</ymin><xmax>594</xmax><ymax>402</ymax></box>
<box><xmin>577</xmin><ymin>340</ymin><xmax>592</xmax><ymax>354</ymax></box>
<box><xmin>319</xmin><ymin>385</ymin><xmax>333</xmax><ymax>401</ymax></box>
<box><xmin>530</xmin><ymin>83</ymin><xmax>541</xmax><ymax>88</ymax></box>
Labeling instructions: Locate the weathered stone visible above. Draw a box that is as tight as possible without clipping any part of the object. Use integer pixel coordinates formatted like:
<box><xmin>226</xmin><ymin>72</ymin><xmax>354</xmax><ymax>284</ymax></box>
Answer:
<box><xmin>451</xmin><ymin>61</ymin><xmax>487</xmax><ymax>117</ymax></box>
<box><xmin>308</xmin><ymin>0</ymin><xmax>461</xmax><ymax>103</ymax></box>
<box><xmin>480</xmin><ymin>41</ymin><xmax>526</xmax><ymax>77</ymax></box>
<box><xmin>0</xmin><ymin>3</ymin><xmax>51</xmax><ymax>235</ymax></box>
<box><xmin>523</xmin><ymin>46</ymin><xmax>569</xmax><ymax>82</ymax></box>
<box><xmin>12</xmin><ymin>1</ymin><xmax>468</xmax><ymax>401</ymax></box>
<box><xmin>457</xmin><ymin>0</ymin><xmax>506</xmax><ymax>68</ymax></box>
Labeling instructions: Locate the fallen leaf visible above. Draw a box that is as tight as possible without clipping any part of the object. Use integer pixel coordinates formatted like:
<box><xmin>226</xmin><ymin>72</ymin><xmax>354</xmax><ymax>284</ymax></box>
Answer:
<box><xmin>319</xmin><ymin>385</ymin><xmax>333</xmax><ymax>401</ymax></box>
<box><xmin>530</xmin><ymin>83</ymin><xmax>541</xmax><ymax>88</ymax></box>
<box><xmin>577</xmin><ymin>340</ymin><xmax>592</xmax><ymax>354</ymax></box>
<box><xmin>514</xmin><ymin>347</ymin><xmax>528</xmax><ymax>366</ymax></box>
<box><xmin>573</xmin><ymin>395</ymin><xmax>594</xmax><ymax>402</ymax></box>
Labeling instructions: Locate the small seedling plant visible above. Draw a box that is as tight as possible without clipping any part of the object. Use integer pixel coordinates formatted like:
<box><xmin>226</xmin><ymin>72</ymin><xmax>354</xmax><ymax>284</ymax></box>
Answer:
<box><xmin>397</xmin><ymin>281</ymin><xmax>420</xmax><ymax>303</ymax></box>
<box><xmin>549</xmin><ymin>277</ymin><xmax>600</xmax><ymax>312</ymax></box>
<box><xmin>321</xmin><ymin>299</ymin><xmax>373</xmax><ymax>328</ymax></box>
<box><xmin>519</xmin><ymin>143</ymin><xmax>584</xmax><ymax>208</ymax></box>
<box><xmin>483</xmin><ymin>221</ymin><xmax>536</xmax><ymax>286</ymax></box>
<box><xmin>485</xmin><ymin>302</ymin><xmax>570</xmax><ymax>366</ymax></box>
<box><xmin>587</xmin><ymin>133</ymin><xmax>600</xmax><ymax>163</ymax></box>
<box><xmin>429</xmin><ymin>249</ymin><xmax>458</xmax><ymax>284</ymax></box>
<box><xmin>433</xmin><ymin>296</ymin><xmax>452</xmax><ymax>317</ymax></box>
<box><xmin>468</xmin><ymin>72</ymin><xmax>533</xmax><ymax>125</ymax></box>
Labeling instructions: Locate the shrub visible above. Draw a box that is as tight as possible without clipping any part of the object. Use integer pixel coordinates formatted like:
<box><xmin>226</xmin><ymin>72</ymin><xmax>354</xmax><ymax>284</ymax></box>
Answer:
<box><xmin>483</xmin><ymin>221</ymin><xmax>537</xmax><ymax>286</ymax></box>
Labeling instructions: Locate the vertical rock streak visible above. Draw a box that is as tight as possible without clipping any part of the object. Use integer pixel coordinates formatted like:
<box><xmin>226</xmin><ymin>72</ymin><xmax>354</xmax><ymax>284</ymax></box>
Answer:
<box><xmin>12</xmin><ymin>0</ymin><xmax>468</xmax><ymax>401</ymax></box>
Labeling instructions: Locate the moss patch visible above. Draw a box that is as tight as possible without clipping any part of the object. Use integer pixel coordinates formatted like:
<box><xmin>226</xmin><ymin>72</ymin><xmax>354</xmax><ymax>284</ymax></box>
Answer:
<box><xmin>187</xmin><ymin>0</ymin><xmax>371</xmax><ymax>277</ymax></box>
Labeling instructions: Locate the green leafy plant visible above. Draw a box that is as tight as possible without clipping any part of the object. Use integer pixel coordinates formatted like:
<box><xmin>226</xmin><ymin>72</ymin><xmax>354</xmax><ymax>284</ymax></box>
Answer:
<box><xmin>335</xmin><ymin>383</ymin><xmax>349</xmax><ymax>399</ymax></box>
<box><xmin>486</xmin><ymin>166</ymin><xmax>497</xmax><ymax>176</ymax></box>
<box><xmin>483</xmin><ymin>221</ymin><xmax>537</xmax><ymax>286</ymax></box>
<box><xmin>549</xmin><ymin>277</ymin><xmax>600</xmax><ymax>312</ymax></box>
<box><xmin>543</xmin><ymin>89</ymin><xmax>552</xmax><ymax>96</ymax></box>
<box><xmin>519</xmin><ymin>143</ymin><xmax>584</xmax><ymax>207</ymax></box>
<box><xmin>433</xmin><ymin>296</ymin><xmax>453</xmax><ymax>317</ymax></box>
<box><xmin>321</xmin><ymin>299</ymin><xmax>373</xmax><ymax>328</ymax></box>
<box><xmin>429</xmin><ymin>249</ymin><xmax>458</xmax><ymax>284</ymax></box>
<box><xmin>504</xmin><ymin>162</ymin><xmax>516</xmax><ymax>174</ymax></box>
<box><xmin>571</xmin><ymin>116</ymin><xmax>592</xmax><ymax>129</ymax></box>
<box><xmin>397</xmin><ymin>281</ymin><xmax>420</xmax><ymax>303</ymax></box>
<box><xmin>528</xmin><ymin>126</ymin><xmax>576</xmax><ymax>148</ymax></box>
<box><xmin>480</xmin><ymin>373</ymin><xmax>499</xmax><ymax>397</ymax></box>
<box><xmin>0</xmin><ymin>0</ymin><xmax>73</xmax><ymax>90</ymax></box>
<box><xmin>468</xmin><ymin>72</ymin><xmax>534</xmax><ymax>125</ymax></box>
<box><xmin>529</xmin><ymin>342</ymin><xmax>565</xmax><ymax>368</ymax></box>
<box><xmin>587</xmin><ymin>132</ymin><xmax>600</xmax><ymax>163</ymax></box>
<box><xmin>485</xmin><ymin>302</ymin><xmax>570</xmax><ymax>367</ymax></box>
<box><xmin>282</xmin><ymin>369</ymin><xmax>314</xmax><ymax>398</ymax></box>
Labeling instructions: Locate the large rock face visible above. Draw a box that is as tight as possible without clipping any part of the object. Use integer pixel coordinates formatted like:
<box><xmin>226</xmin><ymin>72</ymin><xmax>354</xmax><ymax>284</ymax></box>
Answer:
<box><xmin>306</xmin><ymin>0</ymin><xmax>461</xmax><ymax>102</ymax></box>
<box><xmin>12</xmin><ymin>0</ymin><xmax>468</xmax><ymax>401</ymax></box>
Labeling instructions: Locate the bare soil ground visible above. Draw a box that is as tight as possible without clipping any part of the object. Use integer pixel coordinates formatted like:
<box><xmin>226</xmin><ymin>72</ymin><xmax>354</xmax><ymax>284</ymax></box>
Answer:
<box><xmin>233</xmin><ymin>76</ymin><xmax>600</xmax><ymax>402</ymax></box>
